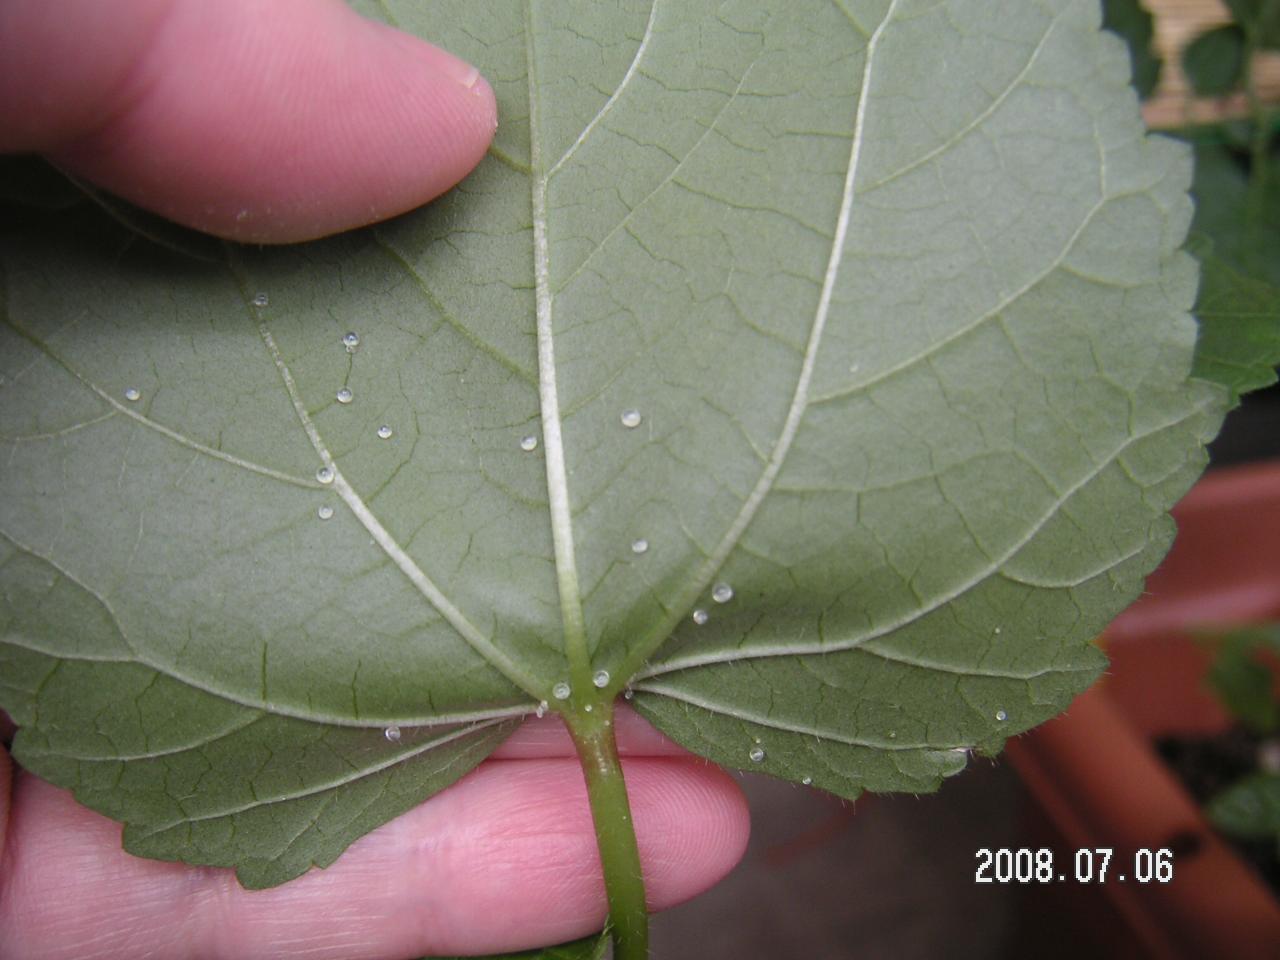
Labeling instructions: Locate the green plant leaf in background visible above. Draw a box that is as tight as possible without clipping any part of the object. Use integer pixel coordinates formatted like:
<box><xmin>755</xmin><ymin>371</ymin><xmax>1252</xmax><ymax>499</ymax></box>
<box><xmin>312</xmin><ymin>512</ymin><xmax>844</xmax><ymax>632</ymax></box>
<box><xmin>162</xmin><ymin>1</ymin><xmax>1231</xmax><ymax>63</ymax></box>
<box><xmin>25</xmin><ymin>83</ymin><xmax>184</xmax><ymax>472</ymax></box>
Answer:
<box><xmin>1183</xmin><ymin>24</ymin><xmax>1248</xmax><ymax>97</ymax></box>
<box><xmin>1101</xmin><ymin>0</ymin><xmax>1163</xmax><ymax>98</ymax></box>
<box><xmin>1205</xmin><ymin>627</ymin><xmax>1280</xmax><ymax>733</ymax></box>
<box><xmin>1183</xmin><ymin>135</ymin><xmax>1280</xmax><ymax>400</ymax></box>
<box><xmin>0</xmin><ymin>0</ymin><xmax>1227</xmax><ymax>901</ymax></box>
<box><xmin>1191</xmin><ymin>244</ymin><xmax>1280</xmax><ymax>400</ymax></box>
<box><xmin>1208</xmin><ymin>773</ymin><xmax>1280</xmax><ymax>839</ymax></box>
<box><xmin>1224</xmin><ymin>0</ymin><xmax>1280</xmax><ymax>49</ymax></box>
<box><xmin>1184</xmin><ymin>136</ymin><xmax>1280</xmax><ymax>285</ymax></box>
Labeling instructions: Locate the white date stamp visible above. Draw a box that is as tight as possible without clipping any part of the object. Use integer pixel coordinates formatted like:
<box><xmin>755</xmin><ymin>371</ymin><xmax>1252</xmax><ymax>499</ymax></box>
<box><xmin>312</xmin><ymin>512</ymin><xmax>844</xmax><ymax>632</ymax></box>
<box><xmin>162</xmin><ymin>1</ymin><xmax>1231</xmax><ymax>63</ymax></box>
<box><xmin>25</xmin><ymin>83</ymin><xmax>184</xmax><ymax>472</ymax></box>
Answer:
<box><xmin>975</xmin><ymin>847</ymin><xmax>1175</xmax><ymax>884</ymax></box>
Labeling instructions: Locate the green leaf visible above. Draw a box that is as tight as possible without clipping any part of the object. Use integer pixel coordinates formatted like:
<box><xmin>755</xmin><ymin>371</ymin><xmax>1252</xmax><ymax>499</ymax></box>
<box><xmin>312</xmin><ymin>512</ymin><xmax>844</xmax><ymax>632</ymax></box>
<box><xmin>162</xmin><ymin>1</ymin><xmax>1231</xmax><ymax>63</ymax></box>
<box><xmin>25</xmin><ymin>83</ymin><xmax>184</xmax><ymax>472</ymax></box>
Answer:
<box><xmin>1185</xmin><ymin>136</ymin><xmax>1280</xmax><ymax>285</ymax></box>
<box><xmin>1205</xmin><ymin>628</ymin><xmax>1280</xmax><ymax>733</ymax></box>
<box><xmin>1182</xmin><ymin>25</ymin><xmax>1247</xmax><ymax>97</ymax></box>
<box><xmin>428</xmin><ymin>930</ymin><xmax>610</xmax><ymax>960</ymax></box>
<box><xmin>1208</xmin><ymin>773</ymin><xmax>1280</xmax><ymax>839</ymax></box>
<box><xmin>1102</xmin><ymin>0</ymin><xmax>1163</xmax><ymax>98</ymax></box>
<box><xmin>0</xmin><ymin>538</ymin><xmax>519</xmax><ymax>889</ymax></box>
<box><xmin>0</xmin><ymin>0</ymin><xmax>1227</xmax><ymax>886</ymax></box>
<box><xmin>1190</xmin><ymin>243</ymin><xmax>1280</xmax><ymax>400</ymax></box>
<box><xmin>1224</xmin><ymin>0</ymin><xmax>1280</xmax><ymax>49</ymax></box>
<box><xmin>1183</xmin><ymin>137</ymin><xmax>1280</xmax><ymax>400</ymax></box>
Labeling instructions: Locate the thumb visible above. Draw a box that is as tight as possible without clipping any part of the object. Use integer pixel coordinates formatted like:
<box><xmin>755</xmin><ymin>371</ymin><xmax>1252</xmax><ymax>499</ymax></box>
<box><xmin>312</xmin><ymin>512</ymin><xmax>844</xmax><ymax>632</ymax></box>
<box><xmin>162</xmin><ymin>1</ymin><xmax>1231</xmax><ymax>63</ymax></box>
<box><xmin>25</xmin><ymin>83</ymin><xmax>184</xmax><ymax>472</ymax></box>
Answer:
<box><xmin>0</xmin><ymin>0</ymin><xmax>496</xmax><ymax>243</ymax></box>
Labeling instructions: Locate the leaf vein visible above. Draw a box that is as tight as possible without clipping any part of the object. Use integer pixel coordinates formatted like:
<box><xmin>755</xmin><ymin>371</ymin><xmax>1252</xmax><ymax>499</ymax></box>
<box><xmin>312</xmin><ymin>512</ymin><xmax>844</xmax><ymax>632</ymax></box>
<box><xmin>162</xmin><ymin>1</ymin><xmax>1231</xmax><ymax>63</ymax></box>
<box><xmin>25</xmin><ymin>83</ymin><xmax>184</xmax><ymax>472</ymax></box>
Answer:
<box><xmin>554</xmin><ymin>63</ymin><xmax>754</xmax><ymax>296</ymax></box>
<box><xmin>860</xmin><ymin>8</ymin><xmax>1063</xmax><ymax>194</ymax></box>
<box><xmin>638</xmin><ymin>394</ymin><xmax>1216</xmax><ymax>676</ymax></box>
<box><xmin>130</xmin><ymin>718</ymin><xmax>513</xmax><ymax>841</ymax></box>
<box><xmin>810</xmin><ymin>192</ymin><xmax>1109</xmax><ymax>406</ymax></box>
<box><xmin>0</xmin><ymin>534</ymin><xmax>532</xmax><ymax>729</ymax></box>
<box><xmin>527</xmin><ymin>0</ymin><xmax>591</xmax><ymax>688</ymax></box>
<box><xmin>254</xmin><ymin>321</ymin><xmax>543</xmax><ymax>698</ymax></box>
<box><xmin>2</xmin><ymin>316</ymin><xmax>318</xmax><ymax>489</ymax></box>
<box><xmin>547</xmin><ymin>0</ymin><xmax>659</xmax><ymax>180</ymax></box>
<box><xmin>633</xmin><ymin>681</ymin><xmax>935</xmax><ymax>750</ymax></box>
<box><xmin>615</xmin><ymin>0</ymin><xmax>904</xmax><ymax>682</ymax></box>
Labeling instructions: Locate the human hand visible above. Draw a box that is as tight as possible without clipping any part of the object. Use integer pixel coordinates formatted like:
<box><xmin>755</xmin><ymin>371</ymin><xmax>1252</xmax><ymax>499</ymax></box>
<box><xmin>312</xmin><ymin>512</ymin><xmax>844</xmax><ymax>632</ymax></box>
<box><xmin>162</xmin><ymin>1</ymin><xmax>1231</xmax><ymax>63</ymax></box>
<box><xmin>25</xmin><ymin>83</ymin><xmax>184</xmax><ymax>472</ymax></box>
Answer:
<box><xmin>2</xmin><ymin>0</ymin><xmax>496</xmax><ymax>243</ymax></box>
<box><xmin>0</xmin><ymin>711</ymin><xmax>746</xmax><ymax>959</ymax></box>
<box><xmin>0</xmin><ymin>2</ymin><xmax>750</xmax><ymax>956</ymax></box>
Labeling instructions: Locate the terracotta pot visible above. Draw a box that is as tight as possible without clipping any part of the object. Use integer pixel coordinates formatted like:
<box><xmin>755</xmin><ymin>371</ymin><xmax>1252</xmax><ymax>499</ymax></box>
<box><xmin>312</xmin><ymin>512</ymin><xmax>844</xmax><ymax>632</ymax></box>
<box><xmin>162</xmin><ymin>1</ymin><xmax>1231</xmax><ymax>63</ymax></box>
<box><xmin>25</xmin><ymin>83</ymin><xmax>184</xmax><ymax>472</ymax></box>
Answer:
<box><xmin>1006</xmin><ymin>460</ymin><xmax>1280</xmax><ymax>960</ymax></box>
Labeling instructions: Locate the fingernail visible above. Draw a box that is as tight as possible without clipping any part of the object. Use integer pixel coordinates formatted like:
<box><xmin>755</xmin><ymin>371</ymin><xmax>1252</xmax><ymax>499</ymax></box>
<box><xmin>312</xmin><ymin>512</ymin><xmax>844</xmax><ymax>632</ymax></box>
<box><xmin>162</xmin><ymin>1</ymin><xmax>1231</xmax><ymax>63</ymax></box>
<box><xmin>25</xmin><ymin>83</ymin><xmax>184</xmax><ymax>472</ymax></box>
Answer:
<box><xmin>427</xmin><ymin>48</ymin><xmax>490</xmax><ymax>98</ymax></box>
<box><xmin>380</xmin><ymin>24</ymin><xmax>491</xmax><ymax>98</ymax></box>
<box><xmin>459</xmin><ymin>63</ymin><xmax>493</xmax><ymax>101</ymax></box>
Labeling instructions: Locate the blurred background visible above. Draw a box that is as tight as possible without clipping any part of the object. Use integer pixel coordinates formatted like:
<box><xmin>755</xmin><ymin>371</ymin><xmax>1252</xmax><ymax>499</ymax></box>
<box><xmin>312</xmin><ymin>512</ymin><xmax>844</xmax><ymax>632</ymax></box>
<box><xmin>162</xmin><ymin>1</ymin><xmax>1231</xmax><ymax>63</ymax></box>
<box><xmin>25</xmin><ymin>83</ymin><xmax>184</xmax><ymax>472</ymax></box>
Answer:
<box><xmin>650</xmin><ymin>2</ymin><xmax>1280</xmax><ymax>956</ymax></box>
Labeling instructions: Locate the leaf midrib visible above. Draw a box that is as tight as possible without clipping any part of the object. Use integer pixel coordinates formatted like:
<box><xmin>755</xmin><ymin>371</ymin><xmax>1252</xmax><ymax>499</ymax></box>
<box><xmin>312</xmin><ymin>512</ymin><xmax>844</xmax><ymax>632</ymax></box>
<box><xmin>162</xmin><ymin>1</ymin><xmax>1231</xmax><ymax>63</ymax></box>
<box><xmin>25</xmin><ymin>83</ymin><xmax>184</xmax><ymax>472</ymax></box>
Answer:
<box><xmin>526</xmin><ymin>0</ymin><xmax>593</xmax><ymax>693</ymax></box>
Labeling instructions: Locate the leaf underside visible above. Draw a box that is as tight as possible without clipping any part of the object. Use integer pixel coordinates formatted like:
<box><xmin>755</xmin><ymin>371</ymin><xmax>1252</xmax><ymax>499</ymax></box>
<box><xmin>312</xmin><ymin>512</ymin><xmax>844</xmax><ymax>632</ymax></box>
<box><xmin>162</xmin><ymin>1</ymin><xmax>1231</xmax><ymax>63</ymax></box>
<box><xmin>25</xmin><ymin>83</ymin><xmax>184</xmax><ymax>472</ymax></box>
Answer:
<box><xmin>0</xmin><ymin>0</ymin><xmax>1225</xmax><ymax>888</ymax></box>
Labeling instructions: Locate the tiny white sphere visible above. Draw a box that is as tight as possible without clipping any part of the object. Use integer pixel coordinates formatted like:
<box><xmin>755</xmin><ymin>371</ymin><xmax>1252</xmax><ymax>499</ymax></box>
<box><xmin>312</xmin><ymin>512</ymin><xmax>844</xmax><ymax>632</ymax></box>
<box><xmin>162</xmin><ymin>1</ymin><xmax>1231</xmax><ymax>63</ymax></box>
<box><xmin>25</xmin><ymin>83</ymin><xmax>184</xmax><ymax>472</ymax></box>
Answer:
<box><xmin>123</xmin><ymin>387</ymin><xmax>141</xmax><ymax>402</ymax></box>
<box><xmin>336</xmin><ymin>388</ymin><xmax>353</xmax><ymax>404</ymax></box>
<box><xmin>316</xmin><ymin>466</ymin><xmax>335</xmax><ymax>484</ymax></box>
<box><xmin>692</xmin><ymin>608</ymin><xmax>709</xmax><ymax>626</ymax></box>
<box><xmin>712</xmin><ymin>583</ymin><xmax>734</xmax><ymax>604</ymax></box>
<box><xmin>748</xmin><ymin>746</ymin><xmax>766</xmax><ymax>763</ymax></box>
<box><xmin>520</xmin><ymin>434</ymin><xmax>539</xmax><ymax>452</ymax></box>
<box><xmin>317</xmin><ymin>505</ymin><xmax>334</xmax><ymax>520</ymax></box>
<box><xmin>377</xmin><ymin>425</ymin><xmax>393</xmax><ymax>439</ymax></box>
<box><xmin>631</xmin><ymin>538</ymin><xmax>649</xmax><ymax>555</ymax></box>
<box><xmin>384</xmin><ymin>725</ymin><xmax>401</xmax><ymax>742</ymax></box>
<box><xmin>620</xmin><ymin>409</ymin><xmax>642</xmax><ymax>428</ymax></box>
<box><xmin>592</xmin><ymin>670</ymin><xmax>610</xmax><ymax>689</ymax></box>
<box><xmin>252</xmin><ymin>292</ymin><xmax>269</xmax><ymax>308</ymax></box>
<box><xmin>552</xmin><ymin>681</ymin><xmax>571</xmax><ymax>701</ymax></box>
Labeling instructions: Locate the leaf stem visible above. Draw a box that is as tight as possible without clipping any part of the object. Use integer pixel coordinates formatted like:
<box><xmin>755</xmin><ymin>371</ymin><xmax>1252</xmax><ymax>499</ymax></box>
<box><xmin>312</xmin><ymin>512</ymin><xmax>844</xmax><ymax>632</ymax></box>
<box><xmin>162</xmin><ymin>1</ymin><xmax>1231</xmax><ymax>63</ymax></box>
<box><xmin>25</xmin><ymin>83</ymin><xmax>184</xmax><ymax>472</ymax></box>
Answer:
<box><xmin>565</xmin><ymin>702</ymin><xmax>649</xmax><ymax>960</ymax></box>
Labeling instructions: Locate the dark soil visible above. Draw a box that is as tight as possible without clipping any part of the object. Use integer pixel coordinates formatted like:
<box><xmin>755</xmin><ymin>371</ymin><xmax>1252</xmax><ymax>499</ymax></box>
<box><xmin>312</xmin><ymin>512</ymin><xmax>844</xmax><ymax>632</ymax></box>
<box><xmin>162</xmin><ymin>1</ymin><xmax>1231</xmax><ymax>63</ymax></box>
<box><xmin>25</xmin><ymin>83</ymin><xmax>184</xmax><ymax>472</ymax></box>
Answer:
<box><xmin>1155</xmin><ymin>727</ymin><xmax>1280</xmax><ymax>894</ymax></box>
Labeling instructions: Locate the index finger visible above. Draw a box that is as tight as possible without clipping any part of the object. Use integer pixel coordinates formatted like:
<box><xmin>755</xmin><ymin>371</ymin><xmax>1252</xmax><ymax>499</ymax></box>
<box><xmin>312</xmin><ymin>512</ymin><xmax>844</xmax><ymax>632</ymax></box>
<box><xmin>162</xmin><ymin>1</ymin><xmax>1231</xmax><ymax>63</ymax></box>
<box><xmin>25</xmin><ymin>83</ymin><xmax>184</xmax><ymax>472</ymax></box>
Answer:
<box><xmin>0</xmin><ymin>0</ymin><xmax>497</xmax><ymax>242</ymax></box>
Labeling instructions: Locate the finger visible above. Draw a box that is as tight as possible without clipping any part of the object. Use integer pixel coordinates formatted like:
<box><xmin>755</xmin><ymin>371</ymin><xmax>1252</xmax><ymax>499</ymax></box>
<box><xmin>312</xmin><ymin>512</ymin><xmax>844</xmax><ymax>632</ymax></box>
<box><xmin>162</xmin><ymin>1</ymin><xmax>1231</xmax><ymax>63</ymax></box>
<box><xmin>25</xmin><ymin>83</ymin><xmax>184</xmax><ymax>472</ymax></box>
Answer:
<box><xmin>0</xmin><ymin>746</ymin><xmax>11</xmax><ymax>864</ymax></box>
<box><xmin>0</xmin><ymin>0</ymin><xmax>496</xmax><ymax>243</ymax></box>
<box><xmin>0</xmin><ymin>758</ymin><xmax>749</xmax><ymax>960</ymax></box>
